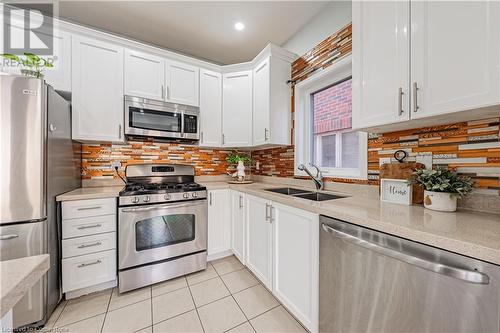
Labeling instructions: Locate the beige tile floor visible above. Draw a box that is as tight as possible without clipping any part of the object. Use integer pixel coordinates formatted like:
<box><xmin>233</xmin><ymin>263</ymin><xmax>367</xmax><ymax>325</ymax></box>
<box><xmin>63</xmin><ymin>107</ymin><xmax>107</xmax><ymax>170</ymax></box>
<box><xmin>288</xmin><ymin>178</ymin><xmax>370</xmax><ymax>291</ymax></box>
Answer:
<box><xmin>43</xmin><ymin>256</ymin><xmax>307</xmax><ymax>333</ymax></box>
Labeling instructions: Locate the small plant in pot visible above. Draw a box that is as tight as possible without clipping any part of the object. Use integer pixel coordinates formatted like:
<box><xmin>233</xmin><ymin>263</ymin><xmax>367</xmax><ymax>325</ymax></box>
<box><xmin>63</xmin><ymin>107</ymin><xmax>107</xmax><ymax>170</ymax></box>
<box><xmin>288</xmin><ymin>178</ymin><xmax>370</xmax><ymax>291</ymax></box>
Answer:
<box><xmin>407</xmin><ymin>167</ymin><xmax>474</xmax><ymax>212</ymax></box>
<box><xmin>226</xmin><ymin>152</ymin><xmax>252</xmax><ymax>182</ymax></box>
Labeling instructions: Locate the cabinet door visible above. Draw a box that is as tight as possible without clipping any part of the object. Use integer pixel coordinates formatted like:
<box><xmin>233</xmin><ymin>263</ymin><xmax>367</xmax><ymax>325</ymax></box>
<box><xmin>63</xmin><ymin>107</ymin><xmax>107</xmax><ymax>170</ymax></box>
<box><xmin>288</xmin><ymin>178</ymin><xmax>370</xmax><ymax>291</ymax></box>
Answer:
<box><xmin>124</xmin><ymin>49</ymin><xmax>165</xmax><ymax>100</ymax></box>
<box><xmin>411</xmin><ymin>1</ymin><xmax>500</xmax><ymax>118</ymax></box>
<box><xmin>44</xmin><ymin>30</ymin><xmax>72</xmax><ymax>92</ymax></box>
<box><xmin>199</xmin><ymin>69</ymin><xmax>222</xmax><ymax>147</ymax></box>
<box><xmin>253</xmin><ymin>57</ymin><xmax>270</xmax><ymax>146</ymax></box>
<box><xmin>272</xmin><ymin>202</ymin><xmax>319</xmax><ymax>332</ymax></box>
<box><xmin>246</xmin><ymin>194</ymin><xmax>272</xmax><ymax>289</ymax></box>
<box><xmin>352</xmin><ymin>1</ymin><xmax>410</xmax><ymax>130</ymax></box>
<box><xmin>166</xmin><ymin>60</ymin><xmax>199</xmax><ymax>106</ymax></box>
<box><xmin>230</xmin><ymin>191</ymin><xmax>246</xmax><ymax>264</ymax></box>
<box><xmin>207</xmin><ymin>190</ymin><xmax>231</xmax><ymax>258</ymax></box>
<box><xmin>72</xmin><ymin>36</ymin><xmax>124</xmax><ymax>142</ymax></box>
<box><xmin>222</xmin><ymin>71</ymin><xmax>253</xmax><ymax>147</ymax></box>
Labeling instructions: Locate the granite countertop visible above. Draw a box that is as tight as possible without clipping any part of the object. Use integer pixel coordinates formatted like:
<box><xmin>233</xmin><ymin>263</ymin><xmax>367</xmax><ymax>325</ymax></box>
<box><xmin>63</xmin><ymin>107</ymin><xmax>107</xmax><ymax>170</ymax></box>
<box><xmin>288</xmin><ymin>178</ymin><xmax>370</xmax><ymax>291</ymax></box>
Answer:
<box><xmin>55</xmin><ymin>181</ymin><xmax>500</xmax><ymax>266</ymax></box>
<box><xmin>0</xmin><ymin>255</ymin><xmax>50</xmax><ymax>318</ymax></box>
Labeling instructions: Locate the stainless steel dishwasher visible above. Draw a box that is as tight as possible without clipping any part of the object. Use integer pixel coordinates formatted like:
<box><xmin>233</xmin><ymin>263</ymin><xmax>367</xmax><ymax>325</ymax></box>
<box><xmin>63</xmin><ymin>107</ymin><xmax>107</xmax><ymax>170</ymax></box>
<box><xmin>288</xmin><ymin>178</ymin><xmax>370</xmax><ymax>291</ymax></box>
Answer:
<box><xmin>319</xmin><ymin>215</ymin><xmax>500</xmax><ymax>333</ymax></box>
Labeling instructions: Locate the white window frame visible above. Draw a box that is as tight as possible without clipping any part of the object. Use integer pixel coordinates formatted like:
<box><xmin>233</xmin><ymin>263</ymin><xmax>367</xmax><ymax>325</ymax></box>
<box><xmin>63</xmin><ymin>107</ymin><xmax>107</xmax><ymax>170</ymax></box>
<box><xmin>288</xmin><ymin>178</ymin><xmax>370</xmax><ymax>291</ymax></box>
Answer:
<box><xmin>294</xmin><ymin>55</ymin><xmax>368</xmax><ymax>179</ymax></box>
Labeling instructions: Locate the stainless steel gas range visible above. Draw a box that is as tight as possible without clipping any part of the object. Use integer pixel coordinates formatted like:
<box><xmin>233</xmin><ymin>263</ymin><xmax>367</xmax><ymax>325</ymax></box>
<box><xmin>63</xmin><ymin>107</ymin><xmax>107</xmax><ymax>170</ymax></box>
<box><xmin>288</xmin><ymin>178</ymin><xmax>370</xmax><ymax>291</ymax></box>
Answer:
<box><xmin>118</xmin><ymin>164</ymin><xmax>207</xmax><ymax>293</ymax></box>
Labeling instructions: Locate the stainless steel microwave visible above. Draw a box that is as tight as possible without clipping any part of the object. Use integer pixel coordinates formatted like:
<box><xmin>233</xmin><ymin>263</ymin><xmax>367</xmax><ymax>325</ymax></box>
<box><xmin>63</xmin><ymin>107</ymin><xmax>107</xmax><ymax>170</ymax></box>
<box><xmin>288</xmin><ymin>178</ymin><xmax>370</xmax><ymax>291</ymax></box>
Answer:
<box><xmin>124</xmin><ymin>95</ymin><xmax>200</xmax><ymax>141</ymax></box>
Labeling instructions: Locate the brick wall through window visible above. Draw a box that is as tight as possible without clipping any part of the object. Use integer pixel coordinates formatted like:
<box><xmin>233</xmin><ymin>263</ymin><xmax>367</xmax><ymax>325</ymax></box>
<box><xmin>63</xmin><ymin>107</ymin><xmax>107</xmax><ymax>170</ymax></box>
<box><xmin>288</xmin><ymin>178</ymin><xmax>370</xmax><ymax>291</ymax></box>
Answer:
<box><xmin>313</xmin><ymin>78</ymin><xmax>352</xmax><ymax>134</ymax></box>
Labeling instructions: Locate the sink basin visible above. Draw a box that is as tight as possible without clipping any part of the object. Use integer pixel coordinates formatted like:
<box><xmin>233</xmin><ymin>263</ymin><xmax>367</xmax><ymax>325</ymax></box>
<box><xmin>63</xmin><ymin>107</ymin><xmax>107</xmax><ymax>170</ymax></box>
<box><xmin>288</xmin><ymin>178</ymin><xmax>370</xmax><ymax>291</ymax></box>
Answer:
<box><xmin>265</xmin><ymin>187</ymin><xmax>312</xmax><ymax>195</ymax></box>
<box><xmin>265</xmin><ymin>188</ymin><xmax>346</xmax><ymax>202</ymax></box>
<box><xmin>294</xmin><ymin>192</ymin><xmax>346</xmax><ymax>201</ymax></box>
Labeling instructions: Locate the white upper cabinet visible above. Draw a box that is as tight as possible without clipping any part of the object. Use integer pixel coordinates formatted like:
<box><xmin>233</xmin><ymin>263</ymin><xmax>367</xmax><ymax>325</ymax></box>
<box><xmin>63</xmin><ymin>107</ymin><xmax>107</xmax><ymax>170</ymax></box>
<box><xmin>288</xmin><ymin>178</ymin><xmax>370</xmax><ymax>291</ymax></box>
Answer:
<box><xmin>353</xmin><ymin>1</ymin><xmax>500</xmax><ymax>132</ymax></box>
<box><xmin>72</xmin><ymin>35</ymin><xmax>124</xmax><ymax>142</ymax></box>
<box><xmin>124</xmin><ymin>49</ymin><xmax>165</xmax><ymax>101</ymax></box>
<box><xmin>199</xmin><ymin>69</ymin><xmax>222</xmax><ymax>147</ymax></box>
<box><xmin>222</xmin><ymin>70</ymin><xmax>253</xmax><ymax>147</ymax></box>
<box><xmin>253</xmin><ymin>56</ymin><xmax>292</xmax><ymax>147</ymax></box>
<box><xmin>166</xmin><ymin>60</ymin><xmax>200</xmax><ymax>106</ymax></box>
<box><xmin>411</xmin><ymin>1</ymin><xmax>500</xmax><ymax>119</ymax></box>
<box><xmin>253</xmin><ymin>58</ymin><xmax>271</xmax><ymax>145</ymax></box>
<box><xmin>352</xmin><ymin>0</ymin><xmax>410</xmax><ymax>130</ymax></box>
<box><xmin>44</xmin><ymin>30</ymin><xmax>72</xmax><ymax>92</ymax></box>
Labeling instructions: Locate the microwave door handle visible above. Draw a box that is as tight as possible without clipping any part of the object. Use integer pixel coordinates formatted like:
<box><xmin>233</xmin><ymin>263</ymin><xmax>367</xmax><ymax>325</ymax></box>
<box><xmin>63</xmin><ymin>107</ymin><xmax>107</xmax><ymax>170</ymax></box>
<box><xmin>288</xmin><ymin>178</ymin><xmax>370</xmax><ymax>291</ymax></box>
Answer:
<box><xmin>181</xmin><ymin>110</ymin><xmax>185</xmax><ymax>138</ymax></box>
<box><xmin>121</xmin><ymin>200</ymin><xmax>206</xmax><ymax>212</ymax></box>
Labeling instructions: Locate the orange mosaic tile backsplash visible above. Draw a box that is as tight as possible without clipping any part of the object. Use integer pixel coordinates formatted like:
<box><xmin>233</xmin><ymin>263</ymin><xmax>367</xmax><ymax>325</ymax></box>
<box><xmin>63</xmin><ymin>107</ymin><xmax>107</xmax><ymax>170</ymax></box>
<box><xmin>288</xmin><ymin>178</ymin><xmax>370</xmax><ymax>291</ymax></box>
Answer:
<box><xmin>251</xmin><ymin>118</ymin><xmax>500</xmax><ymax>190</ymax></box>
<box><xmin>81</xmin><ymin>140</ymin><xmax>235</xmax><ymax>180</ymax></box>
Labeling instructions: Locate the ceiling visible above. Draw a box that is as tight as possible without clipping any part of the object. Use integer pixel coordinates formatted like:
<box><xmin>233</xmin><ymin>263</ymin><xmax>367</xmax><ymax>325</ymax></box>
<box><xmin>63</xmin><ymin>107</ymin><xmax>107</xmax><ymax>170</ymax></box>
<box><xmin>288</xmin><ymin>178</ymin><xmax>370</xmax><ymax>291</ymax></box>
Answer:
<box><xmin>57</xmin><ymin>1</ymin><xmax>331</xmax><ymax>65</ymax></box>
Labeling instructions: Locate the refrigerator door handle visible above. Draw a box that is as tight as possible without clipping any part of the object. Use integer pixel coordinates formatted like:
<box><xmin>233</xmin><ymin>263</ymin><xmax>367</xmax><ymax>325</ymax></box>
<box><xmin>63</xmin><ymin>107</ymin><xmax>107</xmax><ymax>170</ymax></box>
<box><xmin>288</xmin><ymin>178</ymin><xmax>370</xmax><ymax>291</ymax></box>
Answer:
<box><xmin>0</xmin><ymin>234</ymin><xmax>19</xmax><ymax>240</ymax></box>
<box><xmin>321</xmin><ymin>223</ymin><xmax>490</xmax><ymax>285</ymax></box>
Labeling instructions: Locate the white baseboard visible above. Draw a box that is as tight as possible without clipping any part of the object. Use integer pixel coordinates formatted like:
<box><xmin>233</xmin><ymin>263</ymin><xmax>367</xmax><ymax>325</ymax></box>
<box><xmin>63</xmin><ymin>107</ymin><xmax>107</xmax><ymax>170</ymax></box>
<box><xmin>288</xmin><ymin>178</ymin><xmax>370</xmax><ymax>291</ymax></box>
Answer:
<box><xmin>65</xmin><ymin>279</ymin><xmax>117</xmax><ymax>300</ymax></box>
<box><xmin>207</xmin><ymin>250</ymin><xmax>233</xmax><ymax>262</ymax></box>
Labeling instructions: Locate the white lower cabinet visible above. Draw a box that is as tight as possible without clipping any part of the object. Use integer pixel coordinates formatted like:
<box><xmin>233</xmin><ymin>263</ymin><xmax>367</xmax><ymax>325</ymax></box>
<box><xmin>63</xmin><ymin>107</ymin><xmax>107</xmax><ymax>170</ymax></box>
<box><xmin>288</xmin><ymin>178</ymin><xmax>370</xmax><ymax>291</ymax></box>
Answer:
<box><xmin>245</xmin><ymin>194</ymin><xmax>273</xmax><ymax>289</ymax></box>
<box><xmin>62</xmin><ymin>250</ymin><xmax>116</xmax><ymax>293</ymax></box>
<box><xmin>61</xmin><ymin>198</ymin><xmax>117</xmax><ymax>295</ymax></box>
<box><xmin>207</xmin><ymin>189</ymin><xmax>231</xmax><ymax>260</ymax></box>
<box><xmin>232</xmin><ymin>193</ymin><xmax>319</xmax><ymax>332</ymax></box>
<box><xmin>230</xmin><ymin>191</ymin><xmax>246</xmax><ymax>264</ymax></box>
<box><xmin>272</xmin><ymin>202</ymin><xmax>319</xmax><ymax>332</ymax></box>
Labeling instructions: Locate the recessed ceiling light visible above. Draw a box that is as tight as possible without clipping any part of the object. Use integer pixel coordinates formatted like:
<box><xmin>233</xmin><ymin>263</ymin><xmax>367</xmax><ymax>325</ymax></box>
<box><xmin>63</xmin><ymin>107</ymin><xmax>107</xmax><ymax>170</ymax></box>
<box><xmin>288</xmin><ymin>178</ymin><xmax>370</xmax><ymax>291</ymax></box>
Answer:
<box><xmin>234</xmin><ymin>22</ymin><xmax>245</xmax><ymax>31</ymax></box>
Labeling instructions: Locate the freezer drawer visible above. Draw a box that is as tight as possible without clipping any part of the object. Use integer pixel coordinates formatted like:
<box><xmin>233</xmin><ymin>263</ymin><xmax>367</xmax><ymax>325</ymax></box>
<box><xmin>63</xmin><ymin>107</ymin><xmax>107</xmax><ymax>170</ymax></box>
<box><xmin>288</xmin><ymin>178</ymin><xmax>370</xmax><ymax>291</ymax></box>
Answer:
<box><xmin>0</xmin><ymin>221</ymin><xmax>46</xmax><ymax>328</ymax></box>
<box><xmin>319</xmin><ymin>216</ymin><xmax>500</xmax><ymax>333</ymax></box>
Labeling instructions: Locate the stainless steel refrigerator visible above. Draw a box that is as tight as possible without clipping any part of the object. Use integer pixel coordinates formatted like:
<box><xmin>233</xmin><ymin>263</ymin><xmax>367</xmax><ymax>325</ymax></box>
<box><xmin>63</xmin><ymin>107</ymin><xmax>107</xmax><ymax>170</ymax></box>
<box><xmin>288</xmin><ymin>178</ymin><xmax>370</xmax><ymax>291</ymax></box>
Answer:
<box><xmin>0</xmin><ymin>75</ymin><xmax>81</xmax><ymax>328</ymax></box>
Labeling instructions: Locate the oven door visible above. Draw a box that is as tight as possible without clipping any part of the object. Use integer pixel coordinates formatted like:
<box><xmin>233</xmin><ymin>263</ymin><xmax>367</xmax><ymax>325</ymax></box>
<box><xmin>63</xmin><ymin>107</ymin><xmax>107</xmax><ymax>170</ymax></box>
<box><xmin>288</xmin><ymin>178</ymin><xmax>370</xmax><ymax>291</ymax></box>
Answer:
<box><xmin>125</xmin><ymin>99</ymin><xmax>183</xmax><ymax>139</ymax></box>
<box><xmin>118</xmin><ymin>200</ymin><xmax>207</xmax><ymax>270</ymax></box>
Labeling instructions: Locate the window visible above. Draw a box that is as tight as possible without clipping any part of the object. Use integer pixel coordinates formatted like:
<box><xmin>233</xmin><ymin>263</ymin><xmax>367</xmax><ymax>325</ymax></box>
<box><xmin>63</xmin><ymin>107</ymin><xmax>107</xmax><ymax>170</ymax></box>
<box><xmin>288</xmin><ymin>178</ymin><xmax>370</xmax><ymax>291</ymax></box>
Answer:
<box><xmin>295</xmin><ymin>56</ymin><xmax>367</xmax><ymax>179</ymax></box>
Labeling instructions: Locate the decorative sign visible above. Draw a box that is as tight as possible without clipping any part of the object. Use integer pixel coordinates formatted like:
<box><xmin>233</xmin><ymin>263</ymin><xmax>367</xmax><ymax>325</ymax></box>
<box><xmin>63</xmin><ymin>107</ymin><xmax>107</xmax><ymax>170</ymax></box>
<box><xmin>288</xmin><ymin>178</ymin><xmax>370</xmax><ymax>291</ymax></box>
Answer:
<box><xmin>380</xmin><ymin>179</ymin><xmax>412</xmax><ymax>205</ymax></box>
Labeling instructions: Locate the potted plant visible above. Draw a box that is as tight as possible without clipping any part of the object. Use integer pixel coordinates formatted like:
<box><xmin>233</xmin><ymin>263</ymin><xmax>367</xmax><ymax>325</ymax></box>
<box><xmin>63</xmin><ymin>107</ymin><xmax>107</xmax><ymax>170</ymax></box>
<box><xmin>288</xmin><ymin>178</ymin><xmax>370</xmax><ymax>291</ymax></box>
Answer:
<box><xmin>226</xmin><ymin>152</ymin><xmax>252</xmax><ymax>182</ymax></box>
<box><xmin>407</xmin><ymin>167</ymin><xmax>474</xmax><ymax>212</ymax></box>
<box><xmin>1</xmin><ymin>53</ymin><xmax>54</xmax><ymax>78</ymax></box>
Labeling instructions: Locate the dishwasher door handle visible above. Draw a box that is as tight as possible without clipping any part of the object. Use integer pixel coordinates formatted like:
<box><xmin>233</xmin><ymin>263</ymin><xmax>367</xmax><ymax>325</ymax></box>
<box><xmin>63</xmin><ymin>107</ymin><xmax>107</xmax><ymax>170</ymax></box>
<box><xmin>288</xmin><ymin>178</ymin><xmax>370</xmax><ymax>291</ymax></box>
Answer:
<box><xmin>321</xmin><ymin>224</ymin><xmax>490</xmax><ymax>285</ymax></box>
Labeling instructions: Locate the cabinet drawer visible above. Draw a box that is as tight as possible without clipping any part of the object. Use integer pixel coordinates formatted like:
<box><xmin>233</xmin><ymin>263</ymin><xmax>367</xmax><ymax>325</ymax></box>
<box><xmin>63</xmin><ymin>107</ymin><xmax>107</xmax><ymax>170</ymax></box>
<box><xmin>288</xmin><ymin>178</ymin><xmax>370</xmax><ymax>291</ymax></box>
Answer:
<box><xmin>62</xmin><ymin>198</ymin><xmax>116</xmax><ymax>220</ymax></box>
<box><xmin>62</xmin><ymin>250</ymin><xmax>116</xmax><ymax>293</ymax></box>
<box><xmin>62</xmin><ymin>215</ymin><xmax>116</xmax><ymax>239</ymax></box>
<box><xmin>62</xmin><ymin>232</ymin><xmax>116</xmax><ymax>259</ymax></box>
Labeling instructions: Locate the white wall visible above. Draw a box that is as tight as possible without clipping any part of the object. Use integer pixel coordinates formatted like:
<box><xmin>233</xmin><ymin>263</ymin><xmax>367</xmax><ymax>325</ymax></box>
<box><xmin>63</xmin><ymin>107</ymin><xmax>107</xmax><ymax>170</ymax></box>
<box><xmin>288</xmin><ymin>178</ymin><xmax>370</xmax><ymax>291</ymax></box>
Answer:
<box><xmin>282</xmin><ymin>1</ymin><xmax>351</xmax><ymax>56</ymax></box>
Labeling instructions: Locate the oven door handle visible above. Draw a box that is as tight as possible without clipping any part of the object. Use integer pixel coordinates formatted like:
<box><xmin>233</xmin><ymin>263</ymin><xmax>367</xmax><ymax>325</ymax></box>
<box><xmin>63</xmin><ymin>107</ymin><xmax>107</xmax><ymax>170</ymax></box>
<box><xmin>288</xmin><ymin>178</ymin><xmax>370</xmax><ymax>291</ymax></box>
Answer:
<box><xmin>121</xmin><ymin>200</ymin><xmax>206</xmax><ymax>212</ymax></box>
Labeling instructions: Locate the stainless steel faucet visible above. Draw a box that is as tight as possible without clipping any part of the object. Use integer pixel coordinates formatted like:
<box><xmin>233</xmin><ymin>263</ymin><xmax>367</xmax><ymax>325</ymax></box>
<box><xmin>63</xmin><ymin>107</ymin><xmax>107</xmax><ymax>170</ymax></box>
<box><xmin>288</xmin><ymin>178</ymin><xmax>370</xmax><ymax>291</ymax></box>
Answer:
<box><xmin>298</xmin><ymin>163</ymin><xmax>324</xmax><ymax>190</ymax></box>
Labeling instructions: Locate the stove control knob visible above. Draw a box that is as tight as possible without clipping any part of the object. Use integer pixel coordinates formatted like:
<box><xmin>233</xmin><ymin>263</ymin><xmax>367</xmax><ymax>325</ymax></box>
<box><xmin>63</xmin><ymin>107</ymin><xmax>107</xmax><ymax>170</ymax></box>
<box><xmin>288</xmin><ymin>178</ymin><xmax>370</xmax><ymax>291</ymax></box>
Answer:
<box><xmin>143</xmin><ymin>196</ymin><xmax>151</xmax><ymax>203</ymax></box>
<box><xmin>164</xmin><ymin>194</ymin><xmax>171</xmax><ymax>200</ymax></box>
<box><xmin>192</xmin><ymin>192</ymin><xmax>198</xmax><ymax>198</ymax></box>
<box><xmin>183</xmin><ymin>193</ymin><xmax>189</xmax><ymax>199</ymax></box>
<box><xmin>131</xmin><ymin>197</ymin><xmax>139</xmax><ymax>203</ymax></box>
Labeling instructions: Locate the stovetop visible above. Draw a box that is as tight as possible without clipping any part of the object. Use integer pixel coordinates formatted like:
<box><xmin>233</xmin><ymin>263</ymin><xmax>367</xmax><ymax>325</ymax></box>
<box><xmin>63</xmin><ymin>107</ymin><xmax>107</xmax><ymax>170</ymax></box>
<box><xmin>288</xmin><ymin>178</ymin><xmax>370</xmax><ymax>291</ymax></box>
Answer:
<box><xmin>120</xmin><ymin>181</ymin><xmax>205</xmax><ymax>196</ymax></box>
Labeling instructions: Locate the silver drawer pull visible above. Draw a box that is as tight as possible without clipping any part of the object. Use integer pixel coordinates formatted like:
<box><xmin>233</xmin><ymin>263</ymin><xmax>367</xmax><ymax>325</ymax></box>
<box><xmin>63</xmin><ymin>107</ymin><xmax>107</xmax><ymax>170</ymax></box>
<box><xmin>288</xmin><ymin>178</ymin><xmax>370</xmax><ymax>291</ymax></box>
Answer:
<box><xmin>77</xmin><ymin>224</ymin><xmax>102</xmax><ymax>230</ymax></box>
<box><xmin>0</xmin><ymin>234</ymin><xmax>19</xmax><ymax>240</ymax></box>
<box><xmin>77</xmin><ymin>206</ymin><xmax>102</xmax><ymax>211</ymax></box>
<box><xmin>77</xmin><ymin>260</ymin><xmax>102</xmax><ymax>268</ymax></box>
<box><xmin>77</xmin><ymin>241</ymin><xmax>102</xmax><ymax>249</ymax></box>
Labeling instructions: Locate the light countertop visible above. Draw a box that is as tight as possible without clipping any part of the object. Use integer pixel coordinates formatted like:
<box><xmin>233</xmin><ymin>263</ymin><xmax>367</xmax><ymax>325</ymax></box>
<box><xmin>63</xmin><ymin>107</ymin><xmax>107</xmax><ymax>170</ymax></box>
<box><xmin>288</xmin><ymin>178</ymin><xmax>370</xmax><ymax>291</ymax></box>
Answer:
<box><xmin>55</xmin><ymin>181</ymin><xmax>500</xmax><ymax>266</ymax></box>
<box><xmin>0</xmin><ymin>255</ymin><xmax>50</xmax><ymax>318</ymax></box>
<box><xmin>56</xmin><ymin>186</ymin><xmax>124</xmax><ymax>201</ymax></box>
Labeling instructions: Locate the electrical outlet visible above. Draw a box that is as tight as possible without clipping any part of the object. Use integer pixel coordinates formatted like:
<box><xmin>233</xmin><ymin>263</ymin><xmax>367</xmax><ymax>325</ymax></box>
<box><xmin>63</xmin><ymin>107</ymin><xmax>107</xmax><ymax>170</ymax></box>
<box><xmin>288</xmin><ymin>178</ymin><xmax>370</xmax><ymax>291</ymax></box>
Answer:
<box><xmin>111</xmin><ymin>161</ymin><xmax>121</xmax><ymax>169</ymax></box>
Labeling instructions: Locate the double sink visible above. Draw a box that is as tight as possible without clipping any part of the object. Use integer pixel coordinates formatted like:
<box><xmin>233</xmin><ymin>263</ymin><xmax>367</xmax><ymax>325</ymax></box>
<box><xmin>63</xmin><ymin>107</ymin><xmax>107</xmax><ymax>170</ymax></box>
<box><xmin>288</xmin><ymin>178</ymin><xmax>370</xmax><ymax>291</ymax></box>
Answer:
<box><xmin>265</xmin><ymin>187</ymin><xmax>346</xmax><ymax>202</ymax></box>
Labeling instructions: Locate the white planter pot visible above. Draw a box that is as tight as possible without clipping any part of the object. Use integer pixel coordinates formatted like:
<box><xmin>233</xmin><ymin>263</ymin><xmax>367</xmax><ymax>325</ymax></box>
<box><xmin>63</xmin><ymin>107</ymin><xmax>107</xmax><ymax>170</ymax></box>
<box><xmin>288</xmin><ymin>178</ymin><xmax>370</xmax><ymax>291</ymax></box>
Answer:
<box><xmin>423</xmin><ymin>190</ymin><xmax>457</xmax><ymax>212</ymax></box>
